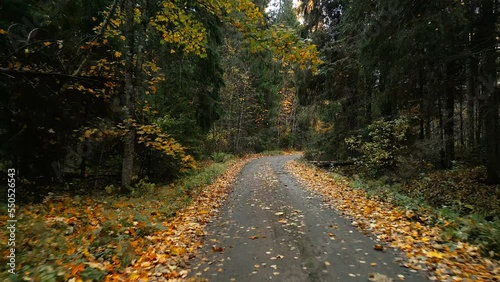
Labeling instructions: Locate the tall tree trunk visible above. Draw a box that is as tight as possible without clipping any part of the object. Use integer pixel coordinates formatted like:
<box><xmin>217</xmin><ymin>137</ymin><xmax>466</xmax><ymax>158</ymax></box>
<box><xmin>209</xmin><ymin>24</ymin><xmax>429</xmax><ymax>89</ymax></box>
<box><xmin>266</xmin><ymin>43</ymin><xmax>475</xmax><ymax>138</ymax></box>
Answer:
<box><xmin>121</xmin><ymin>0</ymin><xmax>136</xmax><ymax>191</ymax></box>
<box><xmin>466</xmin><ymin>56</ymin><xmax>476</xmax><ymax>146</ymax></box>
<box><xmin>459</xmin><ymin>97</ymin><xmax>464</xmax><ymax>147</ymax></box>
<box><xmin>479</xmin><ymin>0</ymin><xmax>499</xmax><ymax>183</ymax></box>
<box><xmin>465</xmin><ymin>0</ymin><xmax>478</xmax><ymax>147</ymax></box>
<box><xmin>476</xmin><ymin>99</ymin><xmax>484</xmax><ymax>145</ymax></box>
<box><xmin>444</xmin><ymin>79</ymin><xmax>455</xmax><ymax>169</ymax></box>
<box><xmin>365</xmin><ymin>74</ymin><xmax>372</xmax><ymax>124</ymax></box>
<box><xmin>419</xmin><ymin>67</ymin><xmax>425</xmax><ymax>140</ymax></box>
<box><xmin>438</xmin><ymin>97</ymin><xmax>446</xmax><ymax>167</ymax></box>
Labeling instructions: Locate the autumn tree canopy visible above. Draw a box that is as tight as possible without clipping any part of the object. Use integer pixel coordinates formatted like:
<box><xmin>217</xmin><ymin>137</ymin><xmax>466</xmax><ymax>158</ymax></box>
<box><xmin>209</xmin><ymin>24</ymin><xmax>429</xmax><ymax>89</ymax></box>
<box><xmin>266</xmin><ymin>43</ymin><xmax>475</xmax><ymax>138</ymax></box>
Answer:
<box><xmin>0</xmin><ymin>0</ymin><xmax>320</xmax><ymax>190</ymax></box>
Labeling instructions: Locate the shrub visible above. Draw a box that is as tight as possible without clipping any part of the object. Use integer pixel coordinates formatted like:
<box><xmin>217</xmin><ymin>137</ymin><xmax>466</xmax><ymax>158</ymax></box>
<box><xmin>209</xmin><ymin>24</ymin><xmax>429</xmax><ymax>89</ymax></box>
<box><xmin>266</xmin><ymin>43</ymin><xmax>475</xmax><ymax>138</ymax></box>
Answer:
<box><xmin>131</xmin><ymin>176</ymin><xmax>156</xmax><ymax>196</ymax></box>
<box><xmin>211</xmin><ymin>152</ymin><xmax>234</xmax><ymax>163</ymax></box>
<box><xmin>345</xmin><ymin>118</ymin><xmax>410</xmax><ymax>174</ymax></box>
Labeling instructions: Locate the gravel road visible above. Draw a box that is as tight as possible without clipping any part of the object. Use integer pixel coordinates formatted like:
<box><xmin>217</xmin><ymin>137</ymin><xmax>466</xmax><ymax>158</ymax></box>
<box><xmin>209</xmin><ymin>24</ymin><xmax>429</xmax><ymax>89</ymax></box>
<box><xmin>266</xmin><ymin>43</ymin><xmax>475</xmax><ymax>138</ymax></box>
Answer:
<box><xmin>189</xmin><ymin>155</ymin><xmax>428</xmax><ymax>282</ymax></box>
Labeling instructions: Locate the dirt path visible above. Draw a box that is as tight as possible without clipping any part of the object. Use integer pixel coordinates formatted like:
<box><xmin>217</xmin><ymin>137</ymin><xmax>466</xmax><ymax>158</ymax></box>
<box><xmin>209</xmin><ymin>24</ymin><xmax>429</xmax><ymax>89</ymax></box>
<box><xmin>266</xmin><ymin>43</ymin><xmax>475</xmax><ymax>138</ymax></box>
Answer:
<box><xmin>189</xmin><ymin>155</ymin><xmax>428</xmax><ymax>281</ymax></box>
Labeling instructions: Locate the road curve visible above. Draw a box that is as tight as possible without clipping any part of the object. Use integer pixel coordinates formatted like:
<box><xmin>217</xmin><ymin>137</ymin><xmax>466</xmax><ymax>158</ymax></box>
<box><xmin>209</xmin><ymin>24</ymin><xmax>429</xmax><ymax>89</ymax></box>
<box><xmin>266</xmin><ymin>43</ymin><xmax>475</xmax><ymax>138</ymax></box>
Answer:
<box><xmin>189</xmin><ymin>155</ymin><xmax>428</xmax><ymax>282</ymax></box>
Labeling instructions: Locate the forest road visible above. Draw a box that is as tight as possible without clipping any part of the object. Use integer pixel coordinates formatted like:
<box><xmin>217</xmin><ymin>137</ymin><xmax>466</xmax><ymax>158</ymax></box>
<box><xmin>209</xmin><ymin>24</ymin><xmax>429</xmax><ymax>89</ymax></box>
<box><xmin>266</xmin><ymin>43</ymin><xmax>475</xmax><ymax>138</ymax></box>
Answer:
<box><xmin>188</xmin><ymin>155</ymin><xmax>428</xmax><ymax>282</ymax></box>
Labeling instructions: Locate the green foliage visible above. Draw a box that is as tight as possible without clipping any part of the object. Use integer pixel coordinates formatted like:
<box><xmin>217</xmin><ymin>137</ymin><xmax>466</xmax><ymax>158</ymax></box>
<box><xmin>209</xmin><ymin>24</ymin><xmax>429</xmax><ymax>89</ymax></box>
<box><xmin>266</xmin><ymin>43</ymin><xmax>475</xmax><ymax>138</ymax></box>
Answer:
<box><xmin>303</xmin><ymin>149</ymin><xmax>328</xmax><ymax>161</ymax></box>
<box><xmin>442</xmin><ymin>215</ymin><xmax>500</xmax><ymax>259</ymax></box>
<box><xmin>178</xmin><ymin>162</ymin><xmax>229</xmax><ymax>191</ymax></box>
<box><xmin>260</xmin><ymin>150</ymin><xmax>286</xmax><ymax>156</ymax></box>
<box><xmin>348</xmin><ymin>174</ymin><xmax>427</xmax><ymax>212</ymax></box>
<box><xmin>402</xmin><ymin>167</ymin><xmax>500</xmax><ymax>218</ymax></box>
<box><xmin>211</xmin><ymin>152</ymin><xmax>234</xmax><ymax>163</ymax></box>
<box><xmin>333</xmin><ymin>167</ymin><xmax>500</xmax><ymax>258</ymax></box>
<box><xmin>461</xmin><ymin>216</ymin><xmax>500</xmax><ymax>258</ymax></box>
<box><xmin>131</xmin><ymin>176</ymin><xmax>156</xmax><ymax>196</ymax></box>
<box><xmin>345</xmin><ymin>118</ymin><xmax>410</xmax><ymax>173</ymax></box>
<box><xmin>81</xmin><ymin>267</ymin><xmax>106</xmax><ymax>281</ymax></box>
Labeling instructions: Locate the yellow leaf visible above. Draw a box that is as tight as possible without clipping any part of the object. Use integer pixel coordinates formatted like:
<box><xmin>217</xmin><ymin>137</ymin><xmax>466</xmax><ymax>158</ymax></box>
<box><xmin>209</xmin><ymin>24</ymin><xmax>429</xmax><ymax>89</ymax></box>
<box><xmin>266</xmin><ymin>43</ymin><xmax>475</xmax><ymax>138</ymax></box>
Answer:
<box><xmin>0</xmin><ymin>29</ymin><xmax>7</xmax><ymax>35</ymax></box>
<box><xmin>129</xmin><ymin>273</ymin><xmax>140</xmax><ymax>280</ymax></box>
<box><xmin>114</xmin><ymin>51</ymin><xmax>122</xmax><ymax>58</ymax></box>
<box><xmin>43</xmin><ymin>41</ymin><xmax>52</xmax><ymax>47</ymax></box>
<box><xmin>426</xmin><ymin>250</ymin><xmax>444</xmax><ymax>259</ymax></box>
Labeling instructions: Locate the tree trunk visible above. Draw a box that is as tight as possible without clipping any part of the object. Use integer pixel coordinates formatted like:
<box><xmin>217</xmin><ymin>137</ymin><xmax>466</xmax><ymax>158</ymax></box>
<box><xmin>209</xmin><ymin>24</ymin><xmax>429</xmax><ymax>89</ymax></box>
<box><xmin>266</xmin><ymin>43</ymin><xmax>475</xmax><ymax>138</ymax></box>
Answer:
<box><xmin>419</xmin><ymin>67</ymin><xmax>425</xmax><ymax>140</ymax></box>
<box><xmin>479</xmin><ymin>0</ymin><xmax>499</xmax><ymax>183</ymax></box>
<box><xmin>465</xmin><ymin>0</ymin><xmax>478</xmax><ymax>147</ymax></box>
<box><xmin>121</xmin><ymin>0</ymin><xmax>137</xmax><ymax>191</ymax></box>
<box><xmin>365</xmin><ymin>74</ymin><xmax>372</xmax><ymax>124</ymax></box>
<box><xmin>438</xmin><ymin>97</ymin><xmax>446</xmax><ymax>167</ymax></box>
<box><xmin>444</xmin><ymin>86</ymin><xmax>455</xmax><ymax>169</ymax></box>
<box><xmin>459</xmin><ymin>97</ymin><xmax>464</xmax><ymax>147</ymax></box>
<box><xmin>466</xmin><ymin>56</ymin><xmax>476</xmax><ymax>146</ymax></box>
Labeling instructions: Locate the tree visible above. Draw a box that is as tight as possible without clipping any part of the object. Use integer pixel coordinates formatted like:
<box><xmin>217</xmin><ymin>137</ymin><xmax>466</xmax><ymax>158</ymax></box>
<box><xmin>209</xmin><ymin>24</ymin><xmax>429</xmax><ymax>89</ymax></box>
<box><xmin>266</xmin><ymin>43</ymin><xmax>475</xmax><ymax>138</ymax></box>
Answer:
<box><xmin>0</xmin><ymin>0</ymin><xmax>321</xmax><ymax>190</ymax></box>
<box><xmin>476</xmin><ymin>0</ymin><xmax>500</xmax><ymax>183</ymax></box>
<box><xmin>296</xmin><ymin>0</ymin><xmax>498</xmax><ymax>184</ymax></box>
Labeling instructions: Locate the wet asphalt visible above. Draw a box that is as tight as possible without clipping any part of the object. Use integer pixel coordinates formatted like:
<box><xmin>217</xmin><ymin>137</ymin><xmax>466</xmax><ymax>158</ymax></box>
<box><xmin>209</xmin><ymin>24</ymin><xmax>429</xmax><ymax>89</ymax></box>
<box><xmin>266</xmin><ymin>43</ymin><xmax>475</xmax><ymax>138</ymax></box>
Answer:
<box><xmin>189</xmin><ymin>155</ymin><xmax>428</xmax><ymax>282</ymax></box>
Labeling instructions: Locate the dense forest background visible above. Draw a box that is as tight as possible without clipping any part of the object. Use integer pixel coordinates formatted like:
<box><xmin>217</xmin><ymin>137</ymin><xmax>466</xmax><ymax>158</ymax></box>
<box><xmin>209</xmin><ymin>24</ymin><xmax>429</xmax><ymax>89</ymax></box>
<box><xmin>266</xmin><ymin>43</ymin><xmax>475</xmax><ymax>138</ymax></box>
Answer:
<box><xmin>1</xmin><ymin>0</ymin><xmax>499</xmax><ymax>197</ymax></box>
<box><xmin>0</xmin><ymin>0</ymin><xmax>499</xmax><ymax>280</ymax></box>
<box><xmin>296</xmin><ymin>0</ymin><xmax>499</xmax><ymax>183</ymax></box>
<box><xmin>293</xmin><ymin>0</ymin><xmax>500</xmax><ymax>218</ymax></box>
<box><xmin>0</xmin><ymin>0</ymin><xmax>319</xmax><ymax>197</ymax></box>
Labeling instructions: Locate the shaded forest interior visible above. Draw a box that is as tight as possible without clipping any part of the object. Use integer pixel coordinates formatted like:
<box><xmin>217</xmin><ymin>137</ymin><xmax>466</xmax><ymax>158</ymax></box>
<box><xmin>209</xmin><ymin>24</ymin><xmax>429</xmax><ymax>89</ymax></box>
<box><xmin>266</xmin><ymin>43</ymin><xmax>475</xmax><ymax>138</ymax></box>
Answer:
<box><xmin>0</xmin><ymin>0</ymin><xmax>499</xmax><ymax>228</ymax></box>
<box><xmin>0</xmin><ymin>1</ymin><xmax>500</xmax><ymax>280</ymax></box>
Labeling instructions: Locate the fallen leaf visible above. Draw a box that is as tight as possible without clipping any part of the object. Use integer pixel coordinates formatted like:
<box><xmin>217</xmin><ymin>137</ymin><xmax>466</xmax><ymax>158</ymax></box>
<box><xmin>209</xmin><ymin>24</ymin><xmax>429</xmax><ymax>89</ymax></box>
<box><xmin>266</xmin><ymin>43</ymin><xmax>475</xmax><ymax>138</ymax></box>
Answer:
<box><xmin>179</xmin><ymin>270</ymin><xmax>188</xmax><ymax>278</ymax></box>
<box><xmin>368</xmin><ymin>273</ymin><xmax>394</xmax><ymax>282</ymax></box>
<box><xmin>426</xmin><ymin>250</ymin><xmax>444</xmax><ymax>259</ymax></box>
<box><xmin>212</xmin><ymin>246</ymin><xmax>224</xmax><ymax>252</ymax></box>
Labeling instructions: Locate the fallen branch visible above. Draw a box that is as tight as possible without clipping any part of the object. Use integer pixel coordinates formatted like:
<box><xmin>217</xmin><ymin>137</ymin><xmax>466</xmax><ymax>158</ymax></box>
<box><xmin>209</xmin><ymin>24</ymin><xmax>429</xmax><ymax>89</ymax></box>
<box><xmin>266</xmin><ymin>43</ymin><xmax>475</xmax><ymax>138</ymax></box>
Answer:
<box><xmin>309</xmin><ymin>160</ymin><xmax>355</xmax><ymax>168</ymax></box>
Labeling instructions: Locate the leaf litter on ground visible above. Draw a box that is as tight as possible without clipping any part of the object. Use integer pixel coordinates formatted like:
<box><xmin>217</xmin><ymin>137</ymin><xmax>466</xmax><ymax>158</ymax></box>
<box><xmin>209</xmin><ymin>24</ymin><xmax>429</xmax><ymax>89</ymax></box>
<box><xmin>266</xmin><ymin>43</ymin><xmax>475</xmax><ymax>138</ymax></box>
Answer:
<box><xmin>0</xmin><ymin>157</ymin><xmax>254</xmax><ymax>282</ymax></box>
<box><xmin>285</xmin><ymin>160</ymin><xmax>499</xmax><ymax>282</ymax></box>
<box><xmin>107</xmin><ymin>157</ymin><xmax>253</xmax><ymax>281</ymax></box>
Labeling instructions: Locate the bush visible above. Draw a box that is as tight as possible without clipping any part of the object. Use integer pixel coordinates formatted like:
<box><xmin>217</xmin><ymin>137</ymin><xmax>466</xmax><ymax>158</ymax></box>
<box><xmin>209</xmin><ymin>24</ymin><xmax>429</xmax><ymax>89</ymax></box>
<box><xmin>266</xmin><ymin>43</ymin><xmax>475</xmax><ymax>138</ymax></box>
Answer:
<box><xmin>211</xmin><ymin>152</ymin><xmax>234</xmax><ymax>163</ymax></box>
<box><xmin>442</xmin><ymin>215</ymin><xmax>500</xmax><ymax>259</ymax></box>
<box><xmin>131</xmin><ymin>176</ymin><xmax>156</xmax><ymax>196</ymax></box>
<box><xmin>345</xmin><ymin>118</ymin><xmax>410</xmax><ymax>174</ymax></box>
<box><xmin>303</xmin><ymin>149</ymin><xmax>326</xmax><ymax>161</ymax></box>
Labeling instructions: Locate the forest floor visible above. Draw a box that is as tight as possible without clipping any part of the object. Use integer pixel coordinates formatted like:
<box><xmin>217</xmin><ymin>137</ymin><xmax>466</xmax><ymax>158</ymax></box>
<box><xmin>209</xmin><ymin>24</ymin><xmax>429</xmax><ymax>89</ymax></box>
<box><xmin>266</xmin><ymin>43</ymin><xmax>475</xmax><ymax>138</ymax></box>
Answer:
<box><xmin>1</xmin><ymin>154</ymin><xmax>498</xmax><ymax>281</ymax></box>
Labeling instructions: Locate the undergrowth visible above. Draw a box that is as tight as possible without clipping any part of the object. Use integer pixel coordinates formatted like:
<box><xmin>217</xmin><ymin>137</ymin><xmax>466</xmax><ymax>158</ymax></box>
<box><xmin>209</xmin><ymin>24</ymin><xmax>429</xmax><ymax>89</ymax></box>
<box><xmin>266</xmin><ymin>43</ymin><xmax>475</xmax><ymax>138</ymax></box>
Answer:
<box><xmin>325</xmin><ymin>163</ymin><xmax>500</xmax><ymax>259</ymax></box>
